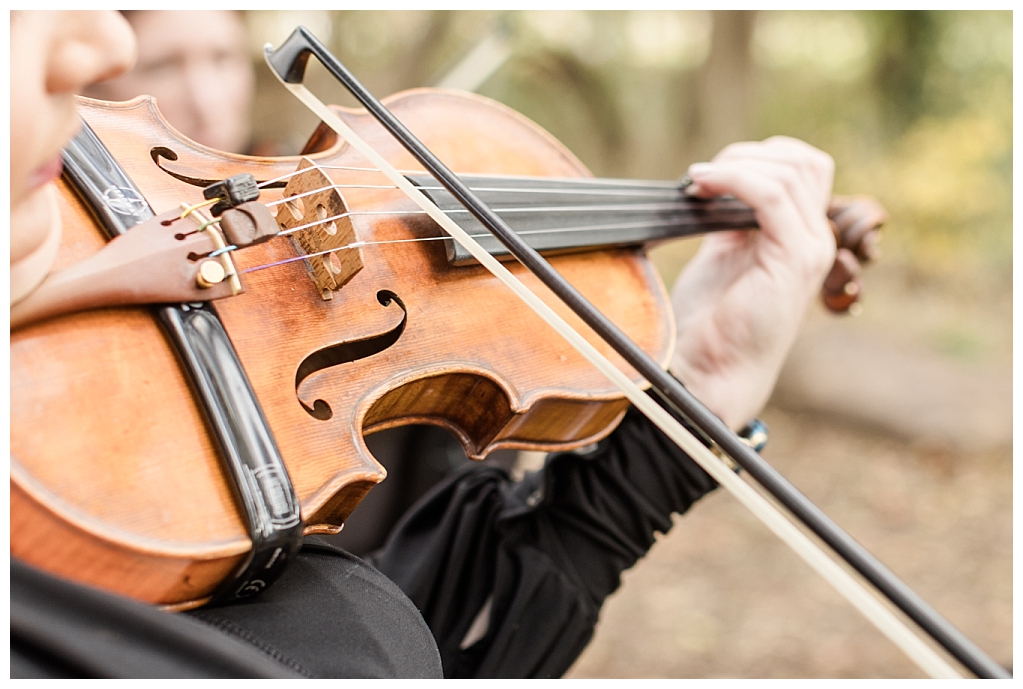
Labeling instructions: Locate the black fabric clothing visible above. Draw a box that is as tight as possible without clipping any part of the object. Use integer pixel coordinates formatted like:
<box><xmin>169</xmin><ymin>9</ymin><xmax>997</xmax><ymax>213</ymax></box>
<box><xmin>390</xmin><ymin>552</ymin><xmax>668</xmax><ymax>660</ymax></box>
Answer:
<box><xmin>186</xmin><ymin>541</ymin><xmax>443</xmax><ymax>678</ymax></box>
<box><xmin>328</xmin><ymin>424</ymin><xmax>518</xmax><ymax>556</ymax></box>
<box><xmin>11</xmin><ymin>546</ymin><xmax>440</xmax><ymax>679</ymax></box>
<box><xmin>368</xmin><ymin>404</ymin><xmax>717</xmax><ymax>677</ymax></box>
<box><xmin>11</xmin><ymin>399</ymin><xmax>717</xmax><ymax>679</ymax></box>
<box><xmin>10</xmin><ymin>559</ymin><xmax>300</xmax><ymax>678</ymax></box>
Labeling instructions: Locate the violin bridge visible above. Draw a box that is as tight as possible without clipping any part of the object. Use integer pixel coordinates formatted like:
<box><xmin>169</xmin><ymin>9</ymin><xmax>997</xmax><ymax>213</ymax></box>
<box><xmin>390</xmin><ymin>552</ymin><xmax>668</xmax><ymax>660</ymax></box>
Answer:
<box><xmin>276</xmin><ymin>159</ymin><xmax>364</xmax><ymax>300</ymax></box>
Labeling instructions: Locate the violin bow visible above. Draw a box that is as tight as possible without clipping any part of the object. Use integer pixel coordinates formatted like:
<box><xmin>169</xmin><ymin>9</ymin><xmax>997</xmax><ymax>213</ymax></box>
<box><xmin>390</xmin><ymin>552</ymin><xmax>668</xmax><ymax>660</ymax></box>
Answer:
<box><xmin>264</xmin><ymin>27</ymin><xmax>1008</xmax><ymax>679</ymax></box>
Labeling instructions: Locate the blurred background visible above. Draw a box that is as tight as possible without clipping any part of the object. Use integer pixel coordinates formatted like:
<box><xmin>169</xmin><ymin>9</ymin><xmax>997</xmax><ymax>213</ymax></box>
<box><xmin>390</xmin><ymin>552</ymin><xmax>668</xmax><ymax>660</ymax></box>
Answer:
<box><xmin>129</xmin><ymin>10</ymin><xmax>1013</xmax><ymax>678</ymax></box>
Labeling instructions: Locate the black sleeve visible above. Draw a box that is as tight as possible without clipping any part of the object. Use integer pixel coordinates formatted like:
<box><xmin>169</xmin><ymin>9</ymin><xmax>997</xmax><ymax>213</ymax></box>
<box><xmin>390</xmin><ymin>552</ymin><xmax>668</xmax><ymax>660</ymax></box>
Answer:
<box><xmin>366</xmin><ymin>396</ymin><xmax>718</xmax><ymax>678</ymax></box>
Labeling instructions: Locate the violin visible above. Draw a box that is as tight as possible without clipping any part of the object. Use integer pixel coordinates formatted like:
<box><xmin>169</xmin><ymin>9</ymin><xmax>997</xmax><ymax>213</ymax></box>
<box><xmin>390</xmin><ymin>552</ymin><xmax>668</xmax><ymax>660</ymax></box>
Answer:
<box><xmin>11</xmin><ymin>17</ymin><xmax>1009</xmax><ymax>673</ymax></box>
<box><xmin>10</xmin><ymin>87</ymin><xmax>883</xmax><ymax>610</ymax></box>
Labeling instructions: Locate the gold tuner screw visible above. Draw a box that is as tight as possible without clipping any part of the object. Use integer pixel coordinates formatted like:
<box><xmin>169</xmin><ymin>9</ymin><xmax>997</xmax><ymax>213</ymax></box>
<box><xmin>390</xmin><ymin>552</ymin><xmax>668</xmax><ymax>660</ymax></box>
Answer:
<box><xmin>197</xmin><ymin>260</ymin><xmax>227</xmax><ymax>288</ymax></box>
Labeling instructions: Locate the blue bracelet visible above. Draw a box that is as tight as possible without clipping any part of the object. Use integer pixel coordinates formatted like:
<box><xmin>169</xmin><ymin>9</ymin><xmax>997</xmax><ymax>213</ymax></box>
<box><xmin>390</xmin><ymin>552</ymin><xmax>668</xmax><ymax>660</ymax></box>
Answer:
<box><xmin>738</xmin><ymin>418</ymin><xmax>769</xmax><ymax>453</ymax></box>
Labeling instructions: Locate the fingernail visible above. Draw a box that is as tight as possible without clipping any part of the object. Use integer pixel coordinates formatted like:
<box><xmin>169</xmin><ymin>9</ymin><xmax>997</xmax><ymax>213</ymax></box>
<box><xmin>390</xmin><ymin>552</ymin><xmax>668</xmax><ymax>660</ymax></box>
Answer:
<box><xmin>688</xmin><ymin>162</ymin><xmax>713</xmax><ymax>177</ymax></box>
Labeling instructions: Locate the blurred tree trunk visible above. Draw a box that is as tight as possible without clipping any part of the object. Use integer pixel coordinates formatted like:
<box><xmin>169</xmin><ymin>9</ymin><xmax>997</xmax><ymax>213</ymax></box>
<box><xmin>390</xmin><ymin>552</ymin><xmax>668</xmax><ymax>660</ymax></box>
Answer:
<box><xmin>869</xmin><ymin>10</ymin><xmax>940</xmax><ymax>137</ymax></box>
<box><xmin>690</xmin><ymin>10</ymin><xmax>757</xmax><ymax>162</ymax></box>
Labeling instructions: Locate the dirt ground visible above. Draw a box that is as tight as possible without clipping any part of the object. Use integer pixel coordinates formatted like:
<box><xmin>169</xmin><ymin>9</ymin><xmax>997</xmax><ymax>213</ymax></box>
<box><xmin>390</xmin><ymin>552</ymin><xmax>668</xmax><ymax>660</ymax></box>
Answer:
<box><xmin>563</xmin><ymin>265</ymin><xmax>1013</xmax><ymax>679</ymax></box>
<box><xmin>564</xmin><ymin>405</ymin><xmax>1011</xmax><ymax>678</ymax></box>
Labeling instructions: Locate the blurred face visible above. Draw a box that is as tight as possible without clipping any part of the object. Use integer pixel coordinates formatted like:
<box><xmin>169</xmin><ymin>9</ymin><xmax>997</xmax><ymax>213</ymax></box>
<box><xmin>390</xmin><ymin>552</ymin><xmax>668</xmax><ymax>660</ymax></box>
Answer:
<box><xmin>85</xmin><ymin>11</ymin><xmax>254</xmax><ymax>153</ymax></box>
<box><xmin>10</xmin><ymin>11</ymin><xmax>136</xmax><ymax>264</ymax></box>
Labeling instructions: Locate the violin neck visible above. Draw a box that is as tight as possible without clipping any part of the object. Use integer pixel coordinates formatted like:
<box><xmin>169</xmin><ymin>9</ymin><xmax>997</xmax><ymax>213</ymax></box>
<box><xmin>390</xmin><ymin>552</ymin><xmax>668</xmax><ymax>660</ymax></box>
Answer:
<box><xmin>404</xmin><ymin>173</ymin><xmax>757</xmax><ymax>265</ymax></box>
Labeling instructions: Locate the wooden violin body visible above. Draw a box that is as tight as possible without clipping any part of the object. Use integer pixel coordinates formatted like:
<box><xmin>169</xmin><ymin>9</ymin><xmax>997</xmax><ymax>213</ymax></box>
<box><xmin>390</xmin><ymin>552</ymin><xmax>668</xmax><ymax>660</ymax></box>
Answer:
<box><xmin>10</xmin><ymin>90</ymin><xmax>674</xmax><ymax>607</ymax></box>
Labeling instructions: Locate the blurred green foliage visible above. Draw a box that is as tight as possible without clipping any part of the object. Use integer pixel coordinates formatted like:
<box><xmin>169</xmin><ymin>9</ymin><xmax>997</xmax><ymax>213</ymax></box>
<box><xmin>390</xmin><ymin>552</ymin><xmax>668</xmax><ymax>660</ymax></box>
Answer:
<box><xmin>752</xmin><ymin>11</ymin><xmax>1012</xmax><ymax>284</ymax></box>
<box><xmin>248</xmin><ymin>10</ymin><xmax>1012</xmax><ymax>286</ymax></box>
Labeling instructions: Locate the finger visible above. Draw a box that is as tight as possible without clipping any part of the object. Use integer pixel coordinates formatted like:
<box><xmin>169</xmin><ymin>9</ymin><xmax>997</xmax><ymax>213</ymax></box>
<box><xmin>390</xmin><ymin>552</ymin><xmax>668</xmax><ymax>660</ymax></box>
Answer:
<box><xmin>709</xmin><ymin>138</ymin><xmax>834</xmax><ymax>211</ymax></box>
<box><xmin>713</xmin><ymin>136</ymin><xmax>832</xmax><ymax>172</ymax></box>
<box><xmin>821</xmin><ymin>248</ymin><xmax>863</xmax><ymax>313</ymax></box>
<box><xmin>717</xmin><ymin>147</ymin><xmax>832</xmax><ymax>212</ymax></box>
<box><xmin>689</xmin><ymin>159</ymin><xmax>832</xmax><ymax>245</ymax></box>
<box><xmin>828</xmin><ymin>195</ymin><xmax>887</xmax><ymax>262</ymax></box>
<box><xmin>686</xmin><ymin>160</ymin><xmax>836</xmax><ymax>280</ymax></box>
<box><xmin>823</xmin><ymin>247</ymin><xmax>862</xmax><ymax>290</ymax></box>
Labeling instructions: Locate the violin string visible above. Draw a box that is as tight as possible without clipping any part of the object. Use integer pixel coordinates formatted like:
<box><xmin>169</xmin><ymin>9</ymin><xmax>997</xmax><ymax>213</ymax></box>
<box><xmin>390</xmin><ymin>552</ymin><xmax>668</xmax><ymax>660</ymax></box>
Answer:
<box><xmin>264</xmin><ymin>182</ymin><xmax>402</xmax><ymax>208</ymax></box>
<box><xmin>259</xmin><ymin>168</ymin><xmax>691</xmax><ymax>209</ymax></box>
<box><xmin>268</xmin><ymin>181</ymin><xmax>691</xmax><ymax>204</ymax></box>
<box><xmin>256</xmin><ymin>181</ymin><xmax>725</xmax><ymax>237</ymax></box>
<box><xmin>258</xmin><ymin>163</ymin><xmax>681</xmax><ymax>189</ymax></box>
<box><xmin>208</xmin><ymin>173</ymin><xmax>741</xmax><ymax>260</ymax></box>
<box><xmin>213</xmin><ymin>164</ymin><xmax>732</xmax><ymax>272</ymax></box>
<box><xmin>196</xmin><ymin>197</ymin><xmax>720</xmax><ymax>255</ymax></box>
<box><xmin>238</xmin><ymin>237</ymin><xmax>439</xmax><ymax>274</ymax></box>
<box><xmin>266</xmin><ymin>185</ymin><xmax>705</xmax><ymax>210</ymax></box>
<box><xmin>272</xmin><ymin>200</ymin><xmax>733</xmax><ymax>218</ymax></box>
<box><xmin>417</xmin><ymin>185</ymin><xmax>684</xmax><ymax>198</ymax></box>
<box><xmin>231</xmin><ymin>164</ymin><xmax>722</xmax><ymax>273</ymax></box>
<box><xmin>256</xmin><ymin>164</ymin><xmax>404</xmax><ymax>187</ymax></box>
<box><xmin>218</xmin><ymin>213</ymin><xmax>718</xmax><ymax>267</ymax></box>
<box><xmin>193</xmin><ymin>180</ymin><xmax>724</xmax><ymax>257</ymax></box>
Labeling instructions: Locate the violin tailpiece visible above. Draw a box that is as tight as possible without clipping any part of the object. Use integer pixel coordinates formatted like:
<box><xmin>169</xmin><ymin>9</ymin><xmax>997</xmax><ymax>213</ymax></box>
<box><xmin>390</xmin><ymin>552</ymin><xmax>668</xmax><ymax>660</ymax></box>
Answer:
<box><xmin>277</xmin><ymin>159</ymin><xmax>363</xmax><ymax>300</ymax></box>
<box><xmin>9</xmin><ymin>207</ymin><xmax>237</xmax><ymax>330</ymax></box>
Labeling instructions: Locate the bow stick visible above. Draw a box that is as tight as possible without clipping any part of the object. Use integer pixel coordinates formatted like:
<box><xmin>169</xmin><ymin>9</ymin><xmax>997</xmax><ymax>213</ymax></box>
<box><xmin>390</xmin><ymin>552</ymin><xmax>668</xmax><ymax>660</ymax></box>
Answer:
<box><xmin>265</xmin><ymin>27</ymin><xmax>1008</xmax><ymax>679</ymax></box>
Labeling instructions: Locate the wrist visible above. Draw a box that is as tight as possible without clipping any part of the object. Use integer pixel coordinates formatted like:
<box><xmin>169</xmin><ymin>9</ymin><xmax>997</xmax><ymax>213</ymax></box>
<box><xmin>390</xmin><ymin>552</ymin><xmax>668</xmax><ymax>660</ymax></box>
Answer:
<box><xmin>668</xmin><ymin>353</ymin><xmax>780</xmax><ymax>431</ymax></box>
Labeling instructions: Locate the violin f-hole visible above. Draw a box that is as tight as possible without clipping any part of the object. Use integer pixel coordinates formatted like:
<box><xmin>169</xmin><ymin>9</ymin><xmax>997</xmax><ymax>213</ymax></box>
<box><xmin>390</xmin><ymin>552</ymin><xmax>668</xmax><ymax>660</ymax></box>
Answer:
<box><xmin>295</xmin><ymin>290</ymin><xmax>408</xmax><ymax>420</ymax></box>
<box><xmin>150</xmin><ymin>146</ymin><xmax>287</xmax><ymax>188</ymax></box>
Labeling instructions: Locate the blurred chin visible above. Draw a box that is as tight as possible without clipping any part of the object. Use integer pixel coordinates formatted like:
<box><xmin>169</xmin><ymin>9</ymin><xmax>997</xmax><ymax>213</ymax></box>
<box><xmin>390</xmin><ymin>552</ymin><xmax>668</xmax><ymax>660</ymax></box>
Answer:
<box><xmin>11</xmin><ymin>183</ymin><xmax>58</xmax><ymax>263</ymax></box>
